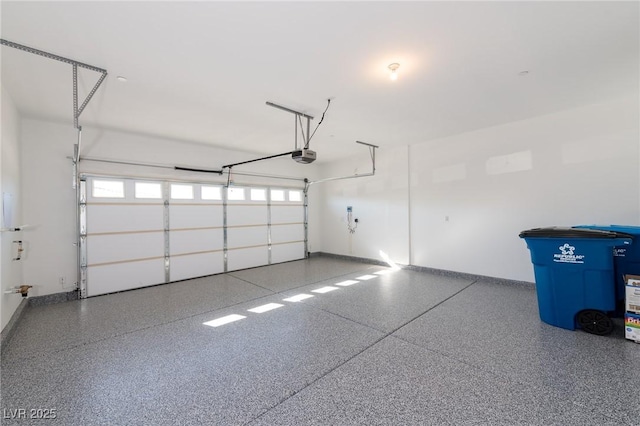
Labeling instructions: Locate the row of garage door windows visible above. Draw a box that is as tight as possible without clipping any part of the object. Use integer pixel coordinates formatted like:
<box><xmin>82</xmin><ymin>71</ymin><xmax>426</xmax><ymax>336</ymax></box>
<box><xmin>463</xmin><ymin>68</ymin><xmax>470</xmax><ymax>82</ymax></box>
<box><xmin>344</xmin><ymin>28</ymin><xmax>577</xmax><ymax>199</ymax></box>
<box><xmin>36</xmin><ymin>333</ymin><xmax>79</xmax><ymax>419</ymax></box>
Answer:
<box><xmin>91</xmin><ymin>179</ymin><xmax>303</xmax><ymax>202</ymax></box>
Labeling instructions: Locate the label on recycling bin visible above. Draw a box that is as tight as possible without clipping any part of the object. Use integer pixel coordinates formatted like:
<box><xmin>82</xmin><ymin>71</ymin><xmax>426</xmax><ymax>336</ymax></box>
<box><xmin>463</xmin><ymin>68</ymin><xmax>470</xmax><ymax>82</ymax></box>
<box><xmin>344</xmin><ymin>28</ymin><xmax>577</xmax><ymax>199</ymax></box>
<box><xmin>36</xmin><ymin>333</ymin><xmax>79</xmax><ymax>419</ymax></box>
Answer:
<box><xmin>553</xmin><ymin>243</ymin><xmax>585</xmax><ymax>264</ymax></box>
<box><xmin>614</xmin><ymin>247</ymin><xmax>626</xmax><ymax>257</ymax></box>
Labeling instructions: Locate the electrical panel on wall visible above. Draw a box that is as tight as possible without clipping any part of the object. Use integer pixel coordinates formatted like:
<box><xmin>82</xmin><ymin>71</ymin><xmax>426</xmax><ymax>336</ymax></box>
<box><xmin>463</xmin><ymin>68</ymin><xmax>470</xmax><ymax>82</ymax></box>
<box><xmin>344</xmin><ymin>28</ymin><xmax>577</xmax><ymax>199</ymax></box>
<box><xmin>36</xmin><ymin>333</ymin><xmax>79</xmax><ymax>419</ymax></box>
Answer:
<box><xmin>347</xmin><ymin>206</ymin><xmax>358</xmax><ymax>234</ymax></box>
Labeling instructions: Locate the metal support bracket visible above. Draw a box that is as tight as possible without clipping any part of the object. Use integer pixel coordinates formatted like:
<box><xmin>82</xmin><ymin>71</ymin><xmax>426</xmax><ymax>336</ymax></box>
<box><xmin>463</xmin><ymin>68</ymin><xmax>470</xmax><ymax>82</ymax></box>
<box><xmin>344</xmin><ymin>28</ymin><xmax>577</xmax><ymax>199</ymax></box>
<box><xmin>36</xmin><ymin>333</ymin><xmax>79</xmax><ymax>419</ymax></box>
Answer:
<box><xmin>221</xmin><ymin>102</ymin><xmax>316</xmax><ymax>171</ymax></box>
<box><xmin>307</xmin><ymin>141</ymin><xmax>379</xmax><ymax>186</ymax></box>
<box><xmin>303</xmin><ymin>179</ymin><xmax>310</xmax><ymax>257</ymax></box>
<box><xmin>222</xmin><ymin>187</ymin><xmax>229</xmax><ymax>272</ymax></box>
<box><xmin>79</xmin><ymin>179</ymin><xmax>88</xmax><ymax>298</ymax></box>
<box><xmin>266</xmin><ymin>101</ymin><xmax>314</xmax><ymax>150</ymax></box>
<box><xmin>267</xmin><ymin>189</ymin><xmax>273</xmax><ymax>265</ymax></box>
<box><xmin>1</xmin><ymin>39</ymin><xmax>108</xmax><ymax>129</ymax></box>
<box><xmin>163</xmin><ymin>182</ymin><xmax>171</xmax><ymax>283</ymax></box>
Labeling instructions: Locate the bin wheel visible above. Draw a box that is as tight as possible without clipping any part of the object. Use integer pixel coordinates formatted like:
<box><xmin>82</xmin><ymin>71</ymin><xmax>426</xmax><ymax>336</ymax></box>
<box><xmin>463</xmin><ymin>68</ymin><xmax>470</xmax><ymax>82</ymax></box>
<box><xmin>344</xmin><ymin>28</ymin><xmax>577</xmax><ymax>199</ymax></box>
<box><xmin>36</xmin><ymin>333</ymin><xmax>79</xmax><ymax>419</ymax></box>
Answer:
<box><xmin>576</xmin><ymin>310</ymin><xmax>613</xmax><ymax>336</ymax></box>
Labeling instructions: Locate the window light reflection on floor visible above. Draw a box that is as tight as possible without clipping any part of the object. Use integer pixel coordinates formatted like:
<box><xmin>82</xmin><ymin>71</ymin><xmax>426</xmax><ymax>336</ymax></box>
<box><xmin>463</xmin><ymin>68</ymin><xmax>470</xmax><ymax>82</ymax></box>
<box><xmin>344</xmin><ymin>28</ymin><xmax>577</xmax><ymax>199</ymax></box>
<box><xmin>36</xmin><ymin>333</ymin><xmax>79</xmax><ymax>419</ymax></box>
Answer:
<box><xmin>247</xmin><ymin>303</ymin><xmax>284</xmax><ymax>313</ymax></box>
<box><xmin>335</xmin><ymin>279</ymin><xmax>359</xmax><ymax>286</ymax></box>
<box><xmin>203</xmin><ymin>314</ymin><xmax>246</xmax><ymax>328</ymax></box>
<box><xmin>379</xmin><ymin>250</ymin><xmax>401</xmax><ymax>270</ymax></box>
<box><xmin>312</xmin><ymin>286</ymin><xmax>339</xmax><ymax>293</ymax></box>
<box><xmin>282</xmin><ymin>293</ymin><xmax>314</xmax><ymax>302</ymax></box>
<box><xmin>205</xmin><ymin>263</ymin><xmax>398</xmax><ymax>329</ymax></box>
<box><xmin>356</xmin><ymin>275</ymin><xmax>377</xmax><ymax>281</ymax></box>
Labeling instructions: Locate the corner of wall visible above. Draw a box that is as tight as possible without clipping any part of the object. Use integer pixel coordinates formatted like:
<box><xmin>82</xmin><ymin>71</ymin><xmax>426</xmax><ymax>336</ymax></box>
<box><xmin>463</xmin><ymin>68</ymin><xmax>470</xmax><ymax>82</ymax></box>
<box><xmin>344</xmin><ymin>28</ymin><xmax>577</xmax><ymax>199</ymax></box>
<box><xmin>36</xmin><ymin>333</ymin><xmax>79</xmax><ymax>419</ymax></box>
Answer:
<box><xmin>316</xmin><ymin>147</ymin><xmax>410</xmax><ymax>265</ymax></box>
<box><xmin>1</xmin><ymin>84</ymin><xmax>25</xmax><ymax>331</ymax></box>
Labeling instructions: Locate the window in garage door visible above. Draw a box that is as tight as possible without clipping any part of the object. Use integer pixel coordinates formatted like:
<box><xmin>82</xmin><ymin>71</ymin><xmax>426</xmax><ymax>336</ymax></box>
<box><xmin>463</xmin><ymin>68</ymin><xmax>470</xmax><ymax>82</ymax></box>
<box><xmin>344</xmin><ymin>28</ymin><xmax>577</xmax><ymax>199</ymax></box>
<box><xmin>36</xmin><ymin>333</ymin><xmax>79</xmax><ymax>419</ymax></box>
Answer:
<box><xmin>84</xmin><ymin>178</ymin><xmax>165</xmax><ymax>297</ymax></box>
<box><xmin>270</xmin><ymin>189</ymin><xmax>305</xmax><ymax>264</ymax></box>
<box><xmin>226</xmin><ymin>186</ymin><xmax>268</xmax><ymax>271</ymax></box>
<box><xmin>169</xmin><ymin>183</ymin><xmax>224</xmax><ymax>283</ymax></box>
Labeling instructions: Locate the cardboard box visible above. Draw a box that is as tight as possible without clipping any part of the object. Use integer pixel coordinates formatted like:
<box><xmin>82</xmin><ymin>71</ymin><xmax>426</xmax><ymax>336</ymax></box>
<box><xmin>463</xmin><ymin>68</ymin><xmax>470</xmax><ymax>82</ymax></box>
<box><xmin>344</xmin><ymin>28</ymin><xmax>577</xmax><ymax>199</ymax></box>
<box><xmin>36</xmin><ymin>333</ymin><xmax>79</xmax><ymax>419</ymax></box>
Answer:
<box><xmin>624</xmin><ymin>313</ymin><xmax>640</xmax><ymax>343</ymax></box>
<box><xmin>625</xmin><ymin>274</ymin><xmax>640</xmax><ymax>314</ymax></box>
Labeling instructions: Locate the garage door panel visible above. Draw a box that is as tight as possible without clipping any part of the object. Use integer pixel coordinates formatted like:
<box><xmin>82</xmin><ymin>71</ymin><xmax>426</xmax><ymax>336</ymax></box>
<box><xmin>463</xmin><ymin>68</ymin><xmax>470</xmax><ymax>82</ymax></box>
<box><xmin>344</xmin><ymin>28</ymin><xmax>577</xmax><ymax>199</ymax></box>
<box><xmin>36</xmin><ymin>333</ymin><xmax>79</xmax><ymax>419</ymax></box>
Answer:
<box><xmin>227</xmin><ymin>226</ymin><xmax>268</xmax><ymax>248</ymax></box>
<box><xmin>227</xmin><ymin>247</ymin><xmax>269</xmax><ymax>271</ymax></box>
<box><xmin>87</xmin><ymin>204</ymin><xmax>163</xmax><ymax>233</ymax></box>
<box><xmin>87</xmin><ymin>233</ymin><xmax>164</xmax><ymax>265</ymax></box>
<box><xmin>227</xmin><ymin>205</ymin><xmax>267</xmax><ymax>226</ymax></box>
<box><xmin>272</xmin><ymin>242</ymin><xmax>305</xmax><ymax>264</ymax></box>
<box><xmin>271</xmin><ymin>224</ymin><xmax>304</xmax><ymax>244</ymax></box>
<box><xmin>271</xmin><ymin>205</ymin><xmax>303</xmax><ymax>224</ymax></box>
<box><xmin>87</xmin><ymin>259</ymin><xmax>165</xmax><ymax>297</ymax></box>
<box><xmin>170</xmin><ymin>252</ymin><xmax>224</xmax><ymax>282</ymax></box>
<box><xmin>169</xmin><ymin>229</ymin><xmax>223</xmax><ymax>255</ymax></box>
<box><xmin>169</xmin><ymin>205</ymin><xmax>223</xmax><ymax>229</ymax></box>
<box><xmin>85</xmin><ymin>178</ymin><xmax>306</xmax><ymax>297</ymax></box>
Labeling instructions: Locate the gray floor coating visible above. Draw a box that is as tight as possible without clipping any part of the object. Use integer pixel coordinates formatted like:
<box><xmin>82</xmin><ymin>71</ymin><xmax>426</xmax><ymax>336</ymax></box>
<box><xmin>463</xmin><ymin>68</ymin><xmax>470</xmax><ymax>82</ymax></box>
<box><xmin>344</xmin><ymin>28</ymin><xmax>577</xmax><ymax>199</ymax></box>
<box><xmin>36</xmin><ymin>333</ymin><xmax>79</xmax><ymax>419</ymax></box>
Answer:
<box><xmin>228</xmin><ymin>256</ymin><xmax>378</xmax><ymax>292</ymax></box>
<box><xmin>1</xmin><ymin>257</ymin><xmax>637</xmax><ymax>425</ymax></box>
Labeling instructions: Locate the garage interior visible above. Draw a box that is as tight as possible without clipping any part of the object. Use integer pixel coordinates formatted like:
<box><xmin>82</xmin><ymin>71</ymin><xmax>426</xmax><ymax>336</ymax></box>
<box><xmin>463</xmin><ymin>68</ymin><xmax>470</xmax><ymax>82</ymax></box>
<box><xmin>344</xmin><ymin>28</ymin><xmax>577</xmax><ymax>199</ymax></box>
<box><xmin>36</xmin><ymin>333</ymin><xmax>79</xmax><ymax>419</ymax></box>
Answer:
<box><xmin>1</xmin><ymin>2</ymin><xmax>639</xmax><ymax>425</ymax></box>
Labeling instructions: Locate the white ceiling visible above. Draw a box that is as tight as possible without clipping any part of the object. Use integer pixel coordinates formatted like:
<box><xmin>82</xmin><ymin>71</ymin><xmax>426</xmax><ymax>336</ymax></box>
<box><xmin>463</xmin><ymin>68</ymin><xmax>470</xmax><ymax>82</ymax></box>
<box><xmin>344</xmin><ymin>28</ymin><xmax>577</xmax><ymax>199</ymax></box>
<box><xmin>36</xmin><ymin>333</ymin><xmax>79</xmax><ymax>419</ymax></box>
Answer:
<box><xmin>2</xmin><ymin>1</ymin><xmax>638</xmax><ymax>163</ymax></box>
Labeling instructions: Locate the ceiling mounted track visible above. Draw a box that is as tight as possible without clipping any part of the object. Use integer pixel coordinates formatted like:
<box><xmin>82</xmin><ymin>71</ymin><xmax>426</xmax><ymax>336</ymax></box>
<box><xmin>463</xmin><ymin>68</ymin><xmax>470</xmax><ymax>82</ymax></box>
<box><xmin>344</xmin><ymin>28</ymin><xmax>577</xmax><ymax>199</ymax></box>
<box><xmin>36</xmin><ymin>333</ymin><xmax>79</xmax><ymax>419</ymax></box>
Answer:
<box><xmin>0</xmin><ymin>39</ymin><xmax>108</xmax><ymax>129</ymax></box>
<box><xmin>222</xmin><ymin>99</ymin><xmax>331</xmax><ymax>173</ymax></box>
<box><xmin>266</xmin><ymin>101</ymin><xmax>314</xmax><ymax>151</ymax></box>
<box><xmin>307</xmin><ymin>141</ymin><xmax>379</xmax><ymax>187</ymax></box>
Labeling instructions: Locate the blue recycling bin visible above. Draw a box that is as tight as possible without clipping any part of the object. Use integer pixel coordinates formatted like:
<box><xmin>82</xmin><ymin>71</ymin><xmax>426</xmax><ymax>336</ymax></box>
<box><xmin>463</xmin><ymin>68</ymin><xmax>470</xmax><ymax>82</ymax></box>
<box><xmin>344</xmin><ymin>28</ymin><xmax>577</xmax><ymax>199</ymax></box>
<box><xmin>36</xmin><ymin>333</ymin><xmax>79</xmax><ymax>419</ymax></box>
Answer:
<box><xmin>519</xmin><ymin>227</ymin><xmax>633</xmax><ymax>335</ymax></box>
<box><xmin>573</xmin><ymin>225</ymin><xmax>640</xmax><ymax>310</ymax></box>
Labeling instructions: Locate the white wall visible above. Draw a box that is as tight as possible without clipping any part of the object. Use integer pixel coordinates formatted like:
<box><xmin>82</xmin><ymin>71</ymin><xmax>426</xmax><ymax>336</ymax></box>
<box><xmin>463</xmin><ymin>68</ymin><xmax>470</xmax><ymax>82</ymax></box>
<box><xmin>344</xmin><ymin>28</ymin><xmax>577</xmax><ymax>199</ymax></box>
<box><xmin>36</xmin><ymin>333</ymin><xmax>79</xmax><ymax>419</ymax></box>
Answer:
<box><xmin>20</xmin><ymin>119</ymin><xmax>321</xmax><ymax>297</ymax></box>
<box><xmin>316</xmin><ymin>145</ymin><xmax>410</xmax><ymax>265</ymax></box>
<box><xmin>1</xmin><ymin>85</ymin><xmax>24</xmax><ymax>330</ymax></box>
<box><xmin>16</xmin><ymin>94</ymin><xmax>640</xmax><ymax>299</ymax></box>
<box><xmin>21</xmin><ymin>119</ymin><xmax>78</xmax><ymax>299</ymax></box>
<box><xmin>319</xmin><ymin>96</ymin><xmax>639</xmax><ymax>282</ymax></box>
<box><xmin>410</xmin><ymin>95</ymin><xmax>639</xmax><ymax>282</ymax></box>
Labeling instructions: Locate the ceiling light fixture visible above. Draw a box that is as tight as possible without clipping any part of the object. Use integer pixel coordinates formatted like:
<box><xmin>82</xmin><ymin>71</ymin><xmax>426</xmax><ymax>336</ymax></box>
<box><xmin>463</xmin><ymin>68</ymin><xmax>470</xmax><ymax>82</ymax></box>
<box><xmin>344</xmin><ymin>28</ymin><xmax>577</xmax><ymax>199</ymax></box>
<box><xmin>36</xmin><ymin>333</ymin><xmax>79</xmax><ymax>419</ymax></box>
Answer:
<box><xmin>116</xmin><ymin>76</ymin><xmax>128</xmax><ymax>82</ymax></box>
<box><xmin>388</xmin><ymin>63</ymin><xmax>400</xmax><ymax>81</ymax></box>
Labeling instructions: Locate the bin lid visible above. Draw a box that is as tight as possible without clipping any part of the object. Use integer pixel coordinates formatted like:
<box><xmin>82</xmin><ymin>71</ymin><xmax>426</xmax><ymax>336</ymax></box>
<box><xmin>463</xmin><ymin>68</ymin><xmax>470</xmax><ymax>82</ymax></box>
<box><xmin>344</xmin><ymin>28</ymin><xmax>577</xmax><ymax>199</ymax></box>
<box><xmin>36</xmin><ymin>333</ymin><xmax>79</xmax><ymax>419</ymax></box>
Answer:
<box><xmin>519</xmin><ymin>227</ymin><xmax>634</xmax><ymax>239</ymax></box>
<box><xmin>574</xmin><ymin>224</ymin><xmax>640</xmax><ymax>236</ymax></box>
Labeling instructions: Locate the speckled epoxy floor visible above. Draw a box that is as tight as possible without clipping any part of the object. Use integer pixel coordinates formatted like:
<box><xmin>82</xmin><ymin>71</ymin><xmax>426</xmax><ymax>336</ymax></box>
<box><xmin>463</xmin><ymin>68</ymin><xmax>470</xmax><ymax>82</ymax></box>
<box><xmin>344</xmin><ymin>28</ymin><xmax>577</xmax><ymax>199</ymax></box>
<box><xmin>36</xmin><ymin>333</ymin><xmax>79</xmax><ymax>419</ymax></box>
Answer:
<box><xmin>1</xmin><ymin>257</ymin><xmax>638</xmax><ymax>425</ymax></box>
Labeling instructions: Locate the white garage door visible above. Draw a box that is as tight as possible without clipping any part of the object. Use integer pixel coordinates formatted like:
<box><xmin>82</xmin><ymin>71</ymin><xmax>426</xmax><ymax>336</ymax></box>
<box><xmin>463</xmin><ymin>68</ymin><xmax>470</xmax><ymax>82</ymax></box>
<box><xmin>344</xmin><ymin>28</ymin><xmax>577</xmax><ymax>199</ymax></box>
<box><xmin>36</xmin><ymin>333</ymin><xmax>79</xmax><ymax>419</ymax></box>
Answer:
<box><xmin>80</xmin><ymin>177</ymin><xmax>305</xmax><ymax>297</ymax></box>
<box><xmin>169</xmin><ymin>183</ymin><xmax>225</xmax><ymax>282</ymax></box>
